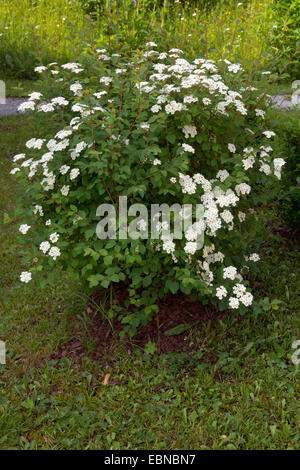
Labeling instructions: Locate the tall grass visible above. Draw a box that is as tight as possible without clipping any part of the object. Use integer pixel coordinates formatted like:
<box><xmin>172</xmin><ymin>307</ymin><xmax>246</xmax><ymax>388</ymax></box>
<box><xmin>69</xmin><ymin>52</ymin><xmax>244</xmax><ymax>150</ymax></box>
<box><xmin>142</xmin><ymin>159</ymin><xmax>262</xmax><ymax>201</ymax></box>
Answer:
<box><xmin>0</xmin><ymin>0</ymin><xmax>293</xmax><ymax>78</ymax></box>
<box><xmin>0</xmin><ymin>0</ymin><xmax>87</xmax><ymax>77</ymax></box>
<box><xmin>149</xmin><ymin>0</ymin><xmax>276</xmax><ymax>69</ymax></box>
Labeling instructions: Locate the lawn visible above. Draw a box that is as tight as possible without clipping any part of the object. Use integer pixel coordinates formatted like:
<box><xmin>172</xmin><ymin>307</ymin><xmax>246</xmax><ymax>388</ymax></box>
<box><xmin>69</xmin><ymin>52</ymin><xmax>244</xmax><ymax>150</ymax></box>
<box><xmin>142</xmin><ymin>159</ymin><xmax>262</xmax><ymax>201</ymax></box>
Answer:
<box><xmin>0</xmin><ymin>109</ymin><xmax>299</xmax><ymax>450</ymax></box>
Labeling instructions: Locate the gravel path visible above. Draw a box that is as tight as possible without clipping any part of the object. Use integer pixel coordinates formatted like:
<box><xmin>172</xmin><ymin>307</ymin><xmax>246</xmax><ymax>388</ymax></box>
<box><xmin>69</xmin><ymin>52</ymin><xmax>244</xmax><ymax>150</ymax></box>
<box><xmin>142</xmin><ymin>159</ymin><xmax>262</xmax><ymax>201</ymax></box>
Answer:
<box><xmin>0</xmin><ymin>95</ymin><xmax>299</xmax><ymax>117</ymax></box>
<box><xmin>270</xmin><ymin>95</ymin><xmax>300</xmax><ymax>110</ymax></box>
<box><xmin>0</xmin><ymin>98</ymin><xmax>29</xmax><ymax>117</ymax></box>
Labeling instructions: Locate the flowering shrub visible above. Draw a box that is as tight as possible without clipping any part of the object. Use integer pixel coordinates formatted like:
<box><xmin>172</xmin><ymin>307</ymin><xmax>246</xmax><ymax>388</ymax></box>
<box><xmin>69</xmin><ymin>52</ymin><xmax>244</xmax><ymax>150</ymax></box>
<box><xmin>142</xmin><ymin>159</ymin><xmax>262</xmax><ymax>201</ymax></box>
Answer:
<box><xmin>12</xmin><ymin>43</ymin><xmax>285</xmax><ymax>334</ymax></box>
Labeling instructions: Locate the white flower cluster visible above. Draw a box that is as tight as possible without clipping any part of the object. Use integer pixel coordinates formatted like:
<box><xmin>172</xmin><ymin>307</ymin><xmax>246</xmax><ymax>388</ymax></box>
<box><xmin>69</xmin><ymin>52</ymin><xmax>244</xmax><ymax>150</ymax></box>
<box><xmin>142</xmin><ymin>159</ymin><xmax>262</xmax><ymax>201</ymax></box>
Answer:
<box><xmin>182</xmin><ymin>125</ymin><xmax>197</xmax><ymax>139</ymax></box>
<box><xmin>39</xmin><ymin>232</ymin><xmax>61</xmax><ymax>260</ymax></box>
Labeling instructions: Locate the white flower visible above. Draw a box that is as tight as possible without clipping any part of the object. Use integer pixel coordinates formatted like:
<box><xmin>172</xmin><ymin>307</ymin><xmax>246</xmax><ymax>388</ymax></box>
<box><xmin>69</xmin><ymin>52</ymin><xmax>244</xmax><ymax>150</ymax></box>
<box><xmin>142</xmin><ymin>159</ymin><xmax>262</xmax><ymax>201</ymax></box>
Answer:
<box><xmin>18</xmin><ymin>101</ymin><xmax>35</xmax><ymax>112</ymax></box>
<box><xmin>60</xmin><ymin>165</ymin><xmax>70</xmax><ymax>175</ymax></box>
<box><xmin>20</xmin><ymin>271</ymin><xmax>32</xmax><ymax>283</ymax></box>
<box><xmin>21</xmin><ymin>158</ymin><xmax>33</xmax><ymax>168</ymax></box>
<box><xmin>49</xmin><ymin>232</ymin><xmax>59</xmax><ymax>243</ymax></box>
<box><xmin>136</xmin><ymin>219</ymin><xmax>147</xmax><ymax>232</ymax></box>
<box><xmin>182</xmin><ymin>125</ymin><xmax>197</xmax><ymax>139</ymax></box>
<box><xmin>61</xmin><ymin>185</ymin><xmax>70</xmax><ymax>196</ymax></box>
<box><xmin>34</xmin><ymin>66</ymin><xmax>47</xmax><ymax>73</ymax></box>
<box><xmin>10</xmin><ymin>168</ymin><xmax>20</xmax><ymax>175</ymax></box>
<box><xmin>249</xmin><ymin>253</ymin><xmax>260</xmax><ymax>262</ymax></box>
<box><xmin>165</xmin><ymin>101</ymin><xmax>184</xmax><ymax>114</ymax></box>
<box><xmin>49</xmin><ymin>246</ymin><xmax>61</xmax><ymax>260</ymax></box>
<box><xmin>52</xmin><ymin>97</ymin><xmax>69</xmax><ymax>106</ymax></box>
<box><xmin>153</xmin><ymin>159</ymin><xmax>162</xmax><ymax>166</ymax></box>
<box><xmin>33</xmin><ymin>205</ymin><xmax>43</xmax><ymax>216</ymax></box>
<box><xmin>71</xmin><ymin>103</ymin><xmax>87</xmax><ymax>113</ymax></box>
<box><xmin>99</xmin><ymin>77</ymin><xmax>113</xmax><ymax>85</ymax></box>
<box><xmin>273</xmin><ymin>158</ymin><xmax>285</xmax><ymax>170</ymax></box>
<box><xmin>162</xmin><ymin>235</ymin><xmax>176</xmax><ymax>254</ymax></box>
<box><xmin>255</xmin><ymin>109</ymin><xmax>265</xmax><ymax>118</ymax></box>
<box><xmin>70</xmin><ymin>82</ymin><xmax>83</xmax><ymax>96</ymax></box>
<box><xmin>216</xmin><ymin>169</ymin><xmax>229</xmax><ymax>182</ymax></box>
<box><xmin>233</xmin><ymin>283</ymin><xmax>246</xmax><ymax>298</ymax></box>
<box><xmin>169</xmin><ymin>48</ymin><xmax>183</xmax><ymax>54</ymax></box>
<box><xmin>70</xmin><ymin>168</ymin><xmax>80</xmax><ymax>180</ymax></box>
<box><xmin>28</xmin><ymin>92</ymin><xmax>42</xmax><ymax>101</ymax></box>
<box><xmin>216</xmin><ymin>286</ymin><xmax>227</xmax><ymax>300</ymax></box>
<box><xmin>228</xmin><ymin>143</ymin><xmax>236</xmax><ymax>153</ymax></box>
<box><xmin>184</xmin><ymin>241</ymin><xmax>197</xmax><ymax>255</ymax></box>
<box><xmin>75</xmin><ymin>141</ymin><xmax>87</xmax><ymax>154</ymax></box>
<box><xmin>40</xmin><ymin>152</ymin><xmax>54</xmax><ymax>163</ymax></box>
<box><xmin>229</xmin><ymin>297</ymin><xmax>239</xmax><ymax>309</ymax></box>
<box><xmin>179</xmin><ymin>173</ymin><xmax>197</xmax><ymax>195</ymax></box>
<box><xmin>19</xmin><ymin>224</ymin><xmax>31</xmax><ymax>234</ymax></box>
<box><xmin>26</xmin><ymin>138</ymin><xmax>44</xmax><ymax>150</ymax></box>
<box><xmin>46</xmin><ymin>139</ymin><xmax>57</xmax><ymax>152</ymax></box>
<box><xmin>223</xmin><ymin>266</ymin><xmax>237</xmax><ymax>280</ymax></box>
<box><xmin>45</xmin><ymin>219</ymin><xmax>51</xmax><ymax>226</ymax></box>
<box><xmin>151</xmin><ymin>105</ymin><xmax>161</xmax><ymax>113</ymax></box>
<box><xmin>158</xmin><ymin>52</ymin><xmax>168</xmax><ymax>60</ymax></box>
<box><xmin>70</xmin><ymin>151</ymin><xmax>79</xmax><ymax>160</ymax></box>
<box><xmin>145</xmin><ymin>42</ymin><xmax>157</xmax><ymax>48</ymax></box>
<box><xmin>260</xmin><ymin>163</ymin><xmax>271</xmax><ymax>175</ymax></box>
<box><xmin>242</xmin><ymin>156</ymin><xmax>255</xmax><ymax>170</ymax></box>
<box><xmin>185</xmin><ymin>225</ymin><xmax>199</xmax><ymax>242</ymax></box>
<box><xmin>183</xmin><ymin>95</ymin><xmax>198</xmax><ymax>104</ymax></box>
<box><xmin>40</xmin><ymin>241</ymin><xmax>50</xmax><ymax>253</ymax></box>
<box><xmin>94</xmin><ymin>91</ymin><xmax>107</xmax><ymax>99</ymax></box>
<box><xmin>115</xmin><ymin>68</ymin><xmax>127</xmax><ymax>74</ymax></box>
<box><xmin>140</xmin><ymin>122</ymin><xmax>150</xmax><ymax>130</ymax></box>
<box><xmin>220</xmin><ymin>210</ymin><xmax>233</xmax><ymax>223</ymax></box>
<box><xmin>240</xmin><ymin>292</ymin><xmax>253</xmax><ymax>306</ymax></box>
<box><xmin>235</xmin><ymin>183</ymin><xmax>251</xmax><ymax>196</ymax></box>
<box><xmin>228</xmin><ymin>63</ymin><xmax>243</xmax><ymax>74</ymax></box>
<box><xmin>55</xmin><ymin>129</ymin><xmax>72</xmax><ymax>140</ymax></box>
<box><xmin>13</xmin><ymin>154</ymin><xmax>26</xmax><ymax>163</ymax></box>
<box><xmin>202</xmin><ymin>98</ymin><xmax>211</xmax><ymax>106</ymax></box>
<box><xmin>39</xmin><ymin>103</ymin><xmax>55</xmax><ymax>113</ymax></box>
<box><xmin>181</xmin><ymin>143</ymin><xmax>195</xmax><ymax>153</ymax></box>
<box><xmin>262</xmin><ymin>131</ymin><xmax>276</xmax><ymax>139</ymax></box>
<box><xmin>61</xmin><ymin>62</ymin><xmax>82</xmax><ymax>72</ymax></box>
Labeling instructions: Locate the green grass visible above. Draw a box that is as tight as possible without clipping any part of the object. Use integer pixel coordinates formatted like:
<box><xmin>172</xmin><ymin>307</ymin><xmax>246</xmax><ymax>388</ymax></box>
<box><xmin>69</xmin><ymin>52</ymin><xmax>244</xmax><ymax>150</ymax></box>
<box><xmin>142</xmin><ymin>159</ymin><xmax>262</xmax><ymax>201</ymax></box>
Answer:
<box><xmin>0</xmin><ymin>112</ymin><xmax>300</xmax><ymax>450</ymax></box>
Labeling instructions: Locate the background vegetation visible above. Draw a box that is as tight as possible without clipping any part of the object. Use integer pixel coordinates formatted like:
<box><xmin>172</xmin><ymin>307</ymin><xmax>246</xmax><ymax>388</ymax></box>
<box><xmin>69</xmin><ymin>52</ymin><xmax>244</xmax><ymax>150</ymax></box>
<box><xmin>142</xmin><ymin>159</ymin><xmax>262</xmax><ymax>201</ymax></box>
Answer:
<box><xmin>0</xmin><ymin>0</ymin><xmax>299</xmax><ymax>79</ymax></box>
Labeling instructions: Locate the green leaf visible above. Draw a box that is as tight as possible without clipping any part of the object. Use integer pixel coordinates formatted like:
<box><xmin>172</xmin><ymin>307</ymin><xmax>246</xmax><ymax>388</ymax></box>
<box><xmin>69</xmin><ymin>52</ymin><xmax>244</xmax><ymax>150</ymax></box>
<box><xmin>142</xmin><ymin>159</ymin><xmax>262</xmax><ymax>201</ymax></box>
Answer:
<box><xmin>3</xmin><ymin>212</ymin><xmax>12</xmax><ymax>224</ymax></box>
<box><xmin>104</xmin><ymin>255</ymin><xmax>113</xmax><ymax>265</ymax></box>
<box><xmin>166</xmin><ymin>280</ymin><xmax>179</xmax><ymax>294</ymax></box>
<box><xmin>164</xmin><ymin>321</ymin><xmax>199</xmax><ymax>336</ymax></box>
